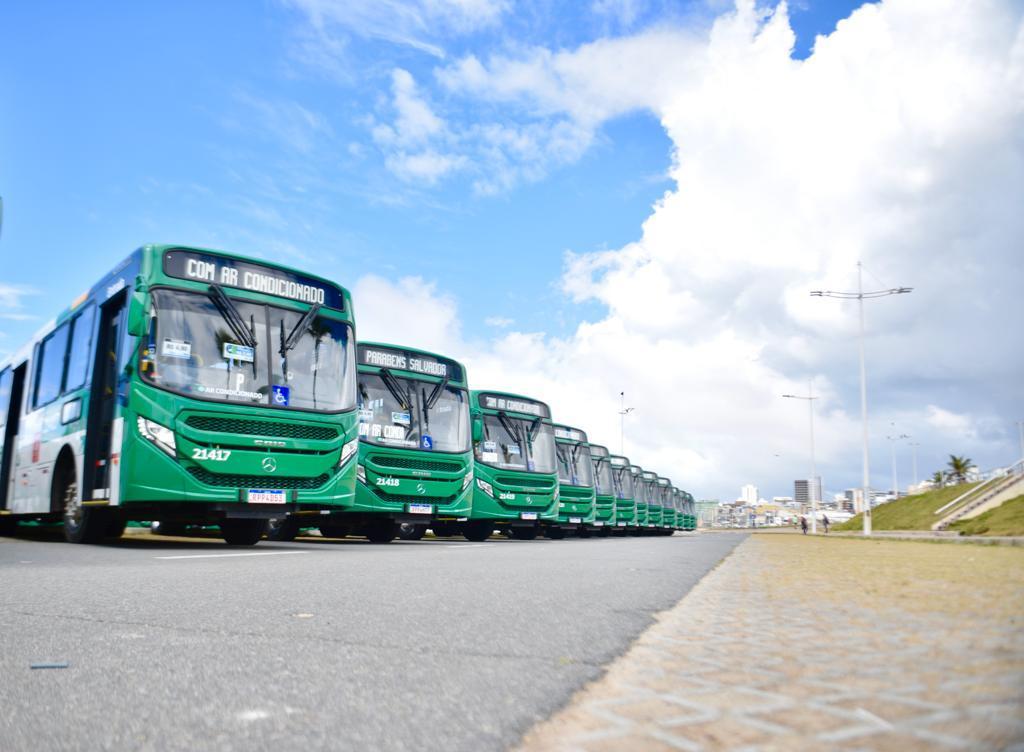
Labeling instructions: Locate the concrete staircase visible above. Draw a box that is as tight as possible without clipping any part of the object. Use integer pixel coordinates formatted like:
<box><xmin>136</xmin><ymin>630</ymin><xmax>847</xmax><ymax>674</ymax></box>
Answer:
<box><xmin>932</xmin><ymin>459</ymin><xmax>1024</xmax><ymax>531</ymax></box>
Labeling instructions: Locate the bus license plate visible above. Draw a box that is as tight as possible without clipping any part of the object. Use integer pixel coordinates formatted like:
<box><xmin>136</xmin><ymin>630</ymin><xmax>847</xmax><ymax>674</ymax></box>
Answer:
<box><xmin>520</xmin><ymin>512</ymin><xmax>538</xmax><ymax>520</ymax></box>
<box><xmin>248</xmin><ymin>489</ymin><xmax>286</xmax><ymax>504</ymax></box>
<box><xmin>593</xmin><ymin>521</ymin><xmax>604</xmax><ymax>526</ymax></box>
<box><xmin>617</xmin><ymin>522</ymin><xmax>627</xmax><ymax>527</ymax></box>
<box><xmin>408</xmin><ymin>503</ymin><xmax>433</xmax><ymax>515</ymax></box>
<box><xmin>569</xmin><ymin>517</ymin><xmax>582</xmax><ymax>524</ymax></box>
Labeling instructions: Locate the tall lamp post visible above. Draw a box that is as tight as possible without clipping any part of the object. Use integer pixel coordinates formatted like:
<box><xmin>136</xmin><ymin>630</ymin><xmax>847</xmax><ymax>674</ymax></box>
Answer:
<box><xmin>909</xmin><ymin>441</ymin><xmax>921</xmax><ymax>489</ymax></box>
<box><xmin>811</xmin><ymin>262</ymin><xmax>912</xmax><ymax>536</ymax></box>
<box><xmin>887</xmin><ymin>428</ymin><xmax>910</xmax><ymax>499</ymax></box>
<box><xmin>618</xmin><ymin>391</ymin><xmax>634</xmax><ymax>455</ymax></box>
<box><xmin>783</xmin><ymin>378</ymin><xmax>819</xmax><ymax>534</ymax></box>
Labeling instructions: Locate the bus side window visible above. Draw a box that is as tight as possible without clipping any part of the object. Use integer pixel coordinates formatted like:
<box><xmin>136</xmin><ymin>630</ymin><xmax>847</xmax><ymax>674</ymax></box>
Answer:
<box><xmin>33</xmin><ymin>323</ymin><xmax>70</xmax><ymax>409</ymax></box>
<box><xmin>64</xmin><ymin>304</ymin><xmax>96</xmax><ymax>392</ymax></box>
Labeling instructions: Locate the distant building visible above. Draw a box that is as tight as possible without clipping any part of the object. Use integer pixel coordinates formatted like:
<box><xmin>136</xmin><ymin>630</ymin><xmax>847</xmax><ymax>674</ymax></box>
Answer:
<box><xmin>794</xmin><ymin>478</ymin><xmax>822</xmax><ymax>506</ymax></box>
<box><xmin>740</xmin><ymin>484</ymin><xmax>758</xmax><ymax>505</ymax></box>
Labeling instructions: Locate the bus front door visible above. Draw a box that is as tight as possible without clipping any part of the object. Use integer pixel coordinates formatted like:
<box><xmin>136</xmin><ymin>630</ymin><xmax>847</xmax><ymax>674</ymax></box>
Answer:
<box><xmin>83</xmin><ymin>292</ymin><xmax>127</xmax><ymax>503</ymax></box>
<box><xmin>0</xmin><ymin>364</ymin><xmax>26</xmax><ymax>510</ymax></box>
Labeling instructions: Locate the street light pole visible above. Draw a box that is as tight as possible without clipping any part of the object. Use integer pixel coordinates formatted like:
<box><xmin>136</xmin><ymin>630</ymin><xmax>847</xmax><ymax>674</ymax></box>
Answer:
<box><xmin>783</xmin><ymin>379</ymin><xmax>818</xmax><ymax>534</ymax></box>
<box><xmin>811</xmin><ymin>261</ymin><xmax>912</xmax><ymax>536</ymax></box>
<box><xmin>618</xmin><ymin>391</ymin><xmax>634</xmax><ymax>456</ymax></box>
<box><xmin>909</xmin><ymin>441</ymin><xmax>921</xmax><ymax>488</ymax></box>
<box><xmin>887</xmin><ymin>428</ymin><xmax>910</xmax><ymax>499</ymax></box>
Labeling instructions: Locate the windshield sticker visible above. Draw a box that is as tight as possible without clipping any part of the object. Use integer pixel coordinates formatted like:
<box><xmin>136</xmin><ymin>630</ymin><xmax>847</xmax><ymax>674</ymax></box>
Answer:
<box><xmin>195</xmin><ymin>384</ymin><xmax>262</xmax><ymax>400</ymax></box>
<box><xmin>483</xmin><ymin>440</ymin><xmax>497</xmax><ymax>452</ymax></box>
<box><xmin>222</xmin><ymin>342</ymin><xmax>255</xmax><ymax>363</ymax></box>
<box><xmin>420</xmin><ymin>434</ymin><xmax>433</xmax><ymax>450</ymax></box>
<box><xmin>383</xmin><ymin>425</ymin><xmax>405</xmax><ymax>440</ymax></box>
<box><xmin>392</xmin><ymin>411</ymin><xmax>411</xmax><ymax>426</ymax></box>
<box><xmin>437</xmin><ymin>404</ymin><xmax>453</xmax><ymax>413</ymax></box>
<box><xmin>271</xmin><ymin>384</ymin><xmax>290</xmax><ymax>406</ymax></box>
<box><xmin>358</xmin><ymin>409</ymin><xmax>374</xmax><ymax>423</ymax></box>
<box><xmin>481</xmin><ymin>451</ymin><xmax>499</xmax><ymax>463</ymax></box>
<box><xmin>507</xmin><ymin>444</ymin><xmax>521</xmax><ymax>456</ymax></box>
<box><xmin>161</xmin><ymin>338</ymin><xmax>192</xmax><ymax>360</ymax></box>
<box><xmin>528</xmin><ymin>460</ymin><xmax>536</xmax><ymax>471</ymax></box>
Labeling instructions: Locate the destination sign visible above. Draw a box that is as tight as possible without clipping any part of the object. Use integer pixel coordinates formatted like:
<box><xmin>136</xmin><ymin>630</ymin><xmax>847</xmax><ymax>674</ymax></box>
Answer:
<box><xmin>163</xmin><ymin>250</ymin><xmax>345</xmax><ymax>309</ymax></box>
<box><xmin>553</xmin><ymin>426</ymin><xmax>587</xmax><ymax>443</ymax></box>
<box><xmin>358</xmin><ymin>345</ymin><xmax>463</xmax><ymax>382</ymax></box>
<box><xmin>479</xmin><ymin>393</ymin><xmax>550</xmax><ymax>419</ymax></box>
<box><xmin>610</xmin><ymin>456</ymin><xmax>628</xmax><ymax>466</ymax></box>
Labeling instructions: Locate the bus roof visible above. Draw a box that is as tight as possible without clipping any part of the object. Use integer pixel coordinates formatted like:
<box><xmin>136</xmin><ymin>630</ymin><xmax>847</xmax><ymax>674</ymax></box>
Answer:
<box><xmin>357</xmin><ymin>341</ymin><xmax>467</xmax><ymax>386</ymax></box>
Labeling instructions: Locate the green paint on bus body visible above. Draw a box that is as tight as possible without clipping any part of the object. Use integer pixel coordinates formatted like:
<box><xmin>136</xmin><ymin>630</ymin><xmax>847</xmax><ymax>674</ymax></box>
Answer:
<box><xmin>0</xmin><ymin>244</ymin><xmax>359</xmax><ymax>541</ymax></box>
<box><xmin>349</xmin><ymin>342</ymin><xmax>472</xmax><ymax>523</ymax></box>
<box><xmin>469</xmin><ymin>390</ymin><xmax>558</xmax><ymax>529</ymax></box>
<box><xmin>630</xmin><ymin>465</ymin><xmax>648</xmax><ymax>529</ymax></box>
<box><xmin>550</xmin><ymin>423</ymin><xmax>597</xmax><ymax>533</ymax></box>
<box><xmin>589</xmin><ymin>443</ymin><xmax>616</xmax><ymax>531</ymax></box>
<box><xmin>608</xmin><ymin>454</ymin><xmax>635</xmax><ymax>531</ymax></box>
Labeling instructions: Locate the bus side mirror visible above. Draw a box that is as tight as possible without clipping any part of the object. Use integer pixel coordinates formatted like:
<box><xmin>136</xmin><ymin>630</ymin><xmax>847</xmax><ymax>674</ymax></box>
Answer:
<box><xmin>127</xmin><ymin>290</ymin><xmax>149</xmax><ymax>337</ymax></box>
<box><xmin>472</xmin><ymin>417</ymin><xmax>483</xmax><ymax>442</ymax></box>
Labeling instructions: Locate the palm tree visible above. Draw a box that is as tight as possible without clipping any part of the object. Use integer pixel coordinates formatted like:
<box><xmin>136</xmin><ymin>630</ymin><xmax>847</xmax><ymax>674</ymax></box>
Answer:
<box><xmin>946</xmin><ymin>455</ymin><xmax>972</xmax><ymax>485</ymax></box>
<box><xmin>930</xmin><ymin>470</ymin><xmax>944</xmax><ymax>488</ymax></box>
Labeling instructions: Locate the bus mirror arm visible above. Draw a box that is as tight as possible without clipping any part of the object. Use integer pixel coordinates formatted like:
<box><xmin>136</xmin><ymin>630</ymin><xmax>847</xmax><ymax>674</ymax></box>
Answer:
<box><xmin>472</xmin><ymin>417</ymin><xmax>483</xmax><ymax>443</ymax></box>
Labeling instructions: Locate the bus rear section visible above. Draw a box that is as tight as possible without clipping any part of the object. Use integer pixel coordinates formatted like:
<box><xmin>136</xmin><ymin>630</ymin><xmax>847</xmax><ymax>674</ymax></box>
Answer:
<box><xmin>545</xmin><ymin>424</ymin><xmax>596</xmax><ymax>539</ymax></box>
<box><xmin>1</xmin><ymin>244</ymin><xmax>360</xmax><ymax>545</ymax></box>
<box><xmin>304</xmin><ymin>342</ymin><xmax>471</xmax><ymax>544</ymax></box>
<box><xmin>608</xmin><ymin>454</ymin><xmax>635</xmax><ymax>535</ymax></box>
<box><xmin>589</xmin><ymin>443</ymin><xmax>615</xmax><ymax>535</ymax></box>
<box><xmin>462</xmin><ymin>391</ymin><xmax>557</xmax><ymax>541</ymax></box>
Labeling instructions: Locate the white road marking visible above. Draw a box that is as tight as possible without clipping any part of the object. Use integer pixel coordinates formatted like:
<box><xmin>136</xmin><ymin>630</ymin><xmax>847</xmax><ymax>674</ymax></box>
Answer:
<box><xmin>155</xmin><ymin>551</ymin><xmax>311</xmax><ymax>560</ymax></box>
<box><xmin>442</xmin><ymin>543</ymin><xmax>494</xmax><ymax>549</ymax></box>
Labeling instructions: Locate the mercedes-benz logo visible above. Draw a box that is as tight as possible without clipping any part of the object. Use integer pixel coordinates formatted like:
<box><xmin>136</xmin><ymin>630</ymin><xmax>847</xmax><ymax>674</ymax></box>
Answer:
<box><xmin>416</xmin><ymin>483</ymin><xmax>426</xmax><ymax>495</ymax></box>
<box><xmin>262</xmin><ymin>457</ymin><xmax>278</xmax><ymax>473</ymax></box>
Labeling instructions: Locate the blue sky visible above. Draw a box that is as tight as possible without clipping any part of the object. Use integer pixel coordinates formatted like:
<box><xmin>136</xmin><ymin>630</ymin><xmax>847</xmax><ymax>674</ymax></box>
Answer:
<box><xmin>4</xmin><ymin>0</ymin><xmax>1019</xmax><ymax>502</ymax></box>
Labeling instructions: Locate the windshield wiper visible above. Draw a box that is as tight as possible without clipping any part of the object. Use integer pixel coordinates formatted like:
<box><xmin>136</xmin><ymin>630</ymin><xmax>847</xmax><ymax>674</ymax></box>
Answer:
<box><xmin>497</xmin><ymin>411</ymin><xmax>523</xmax><ymax>446</ymax></box>
<box><xmin>208</xmin><ymin>285</ymin><xmax>257</xmax><ymax>349</ymax></box>
<box><xmin>379</xmin><ymin>368</ymin><xmax>412</xmax><ymax>411</ymax></box>
<box><xmin>424</xmin><ymin>378</ymin><xmax>449</xmax><ymax>410</ymax></box>
<box><xmin>279</xmin><ymin>303</ymin><xmax>321</xmax><ymax>357</ymax></box>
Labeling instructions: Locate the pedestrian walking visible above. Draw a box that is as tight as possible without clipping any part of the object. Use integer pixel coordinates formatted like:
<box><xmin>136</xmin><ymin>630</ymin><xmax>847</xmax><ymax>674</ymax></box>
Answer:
<box><xmin>800</xmin><ymin>516</ymin><xmax>808</xmax><ymax>535</ymax></box>
<box><xmin>822</xmin><ymin>514</ymin><xmax>830</xmax><ymax>534</ymax></box>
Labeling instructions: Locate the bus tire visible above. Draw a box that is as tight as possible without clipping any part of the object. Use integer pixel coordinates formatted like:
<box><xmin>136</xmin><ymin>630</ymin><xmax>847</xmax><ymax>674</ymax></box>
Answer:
<box><xmin>365</xmin><ymin>519</ymin><xmax>396</xmax><ymax>544</ymax></box>
<box><xmin>0</xmin><ymin>517</ymin><xmax>18</xmax><ymax>536</ymax></box>
<box><xmin>430</xmin><ymin>522</ymin><xmax>455</xmax><ymax>537</ymax></box>
<box><xmin>318</xmin><ymin>523</ymin><xmax>349</xmax><ymax>539</ymax></box>
<box><xmin>398</xmin><ymin>522</ymin><xmax>427</xmax><ymax>541</ymax></box>
<box><xmin>59</xmin><ymin>468</ymin><xmax>107</xmax><ymax>544</ymax></box>
<box><xmin>510</xmin><ymin>526</ymin><xmax>537</xmax><ymax>541</ymax></box>
<box><xmin>577</xmin><ymin>528</ymin><xmax>591</xmax><ymax>538</ymax></box>
<box><xmin>266</xmin><ymin>517</ymin><xmax>300</xmax><ymax>542</ymax></box>
<box><xmin>219</xmin><ymin>519</ymin><xmax>265</xmax><ymax>546</ymax></box>
<box><xmin>544</xmin><ymin>527</ymin><xmax>566</xmax><ymax>540</ymax></box>
<box><xmin>462</xmin><ymin>520</ymin><xmax>492</xmax><ymax>542</ymax></box>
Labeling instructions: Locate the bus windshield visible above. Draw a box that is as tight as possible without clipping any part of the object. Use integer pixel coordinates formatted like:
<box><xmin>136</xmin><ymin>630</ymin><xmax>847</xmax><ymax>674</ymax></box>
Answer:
<box><xmin>357</xmin><ymin>372</ymin><xmax>469</xmax><ymax>452</ymax></box>
<box><xmin>143</xmin><ymin>289</ymin><xmax>355</xmax><ymax>412</ymax></box>
<box><xmin>475</xmin><ymin>414</ymin><xmax>556</xmax><ymax>474</ymax></box>
<box><xmin>556</xmin><ymin>441</ymin><xmax>593</xmax><ymax>487</ymax></box>
<box><xmin>612</xmin><ymin>464</ymin><xmax>635</xmax><ymax>499</ymax></box>
<box><xmin>591</xmin><ymin>449</ymin><xmax>613</xmax><ymax>495</ymax></box>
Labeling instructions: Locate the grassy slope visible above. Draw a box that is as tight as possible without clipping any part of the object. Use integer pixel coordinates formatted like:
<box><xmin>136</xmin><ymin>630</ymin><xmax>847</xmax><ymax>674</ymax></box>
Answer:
<box><xmin>834</xmin><ymin>482</ymin><xmax>979</xmax><ymax>532</ymax></box>
<box><xmin>949</xmin><ymin>494</ymin><xmax>1024</xmax><ymax>536</ymax></box>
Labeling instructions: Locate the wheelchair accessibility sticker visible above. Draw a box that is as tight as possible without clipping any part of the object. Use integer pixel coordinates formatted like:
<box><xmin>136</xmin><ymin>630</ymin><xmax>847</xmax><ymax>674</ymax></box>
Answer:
<box><xmin>272</xmin><ymin>384</ymin><xmax>290</xmax><ymax>406</ymax></box>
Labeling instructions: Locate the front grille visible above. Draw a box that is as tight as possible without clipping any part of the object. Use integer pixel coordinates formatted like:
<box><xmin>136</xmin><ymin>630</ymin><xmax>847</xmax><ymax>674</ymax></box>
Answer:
<box><xmin>185</xmin><ymin>416</ymin><xmax>338</xmax><ymax>441</ymax></box>
<box><xmin>496</xmin><ymin>476</ymin><xmax>555</xmax><ymax>491</ymax></box>
<box><xmin>369</xmin><ymin>455</ymin><xmax>462</xmax><ymax>473</ymax></box>
<box><xmin>371</xmin><ymin>487</ymin><xmax>460</xmax><ymax>506</ymax></box>
<box><xmin>187</xmin><ymin>467</ymin><xmax>329</xmax><ymax>490</ymax></box>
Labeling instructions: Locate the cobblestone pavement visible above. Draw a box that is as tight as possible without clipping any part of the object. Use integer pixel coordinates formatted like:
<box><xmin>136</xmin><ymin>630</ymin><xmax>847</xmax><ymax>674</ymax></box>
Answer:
<box><xmin>517</xmin><ymin>532</ymin><xmax>1024</xmax><ymax>751</ymax></box>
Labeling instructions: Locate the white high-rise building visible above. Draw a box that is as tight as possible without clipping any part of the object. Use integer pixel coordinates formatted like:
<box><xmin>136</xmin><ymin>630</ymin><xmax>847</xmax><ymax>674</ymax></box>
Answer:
<box><xmin>740</xmin><ymin>484</ymin><xmax>758</xmax><ymax>504</ymax></box>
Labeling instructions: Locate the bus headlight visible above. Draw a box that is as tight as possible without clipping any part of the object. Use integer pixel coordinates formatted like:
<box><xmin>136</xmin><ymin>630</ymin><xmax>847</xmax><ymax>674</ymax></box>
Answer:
<box><xmin>356</xmin><ymin>463</ymin><xmax>366</xmax><ymax>484</ymax></box>
<box><xmin>339</xmin><ymin>437</ymin><xmax>358</xmax><ymax>467</ymax></box>
<box><xmin>137</xmin><ymin>417</ymin><xmax>176</xmax><ymax>457</ymax></box>
<box><xmin>461</xmin><ymin>469</ymin><xmax>473</xmax><ymax>491</ymax></box>
<box><xmin>476</xmin><ymin>478</ymin><xmax>494</xmax><ymax>497</ymax></box>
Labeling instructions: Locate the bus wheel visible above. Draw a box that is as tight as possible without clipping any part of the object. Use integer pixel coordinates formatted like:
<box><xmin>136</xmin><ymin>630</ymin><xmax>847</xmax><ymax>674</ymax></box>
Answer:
<box><xmin>430</xmin><ymin>522</ymin><xmax>455</xmax><ymax>537</ymax></box>
<box><xmin>510</xmin><ymin>526</ymin><xmax>537</xmax><ymax>541</ymax></box>
<box><xmin>544</xmin><ymin>527</ymin><xmax>566</xmax><ymax>540</ymax></box>
<box><xmin>219</xmin><ymin>519</ymin><xmax>265</xmax><ymax>546</ymax></box>
<box><xmin>577</xmin><ymin>528</ymin><xmax>592</xmax><ymax>538</ymax></box>
<box><xmin>60</xmin><ymin>475</ymin><xmax>106</xmax><ymax>544</ymax></box>
<box><xmin>462</xmin><ymin>521</ymin><xmax>493</xmax><ymax>542</ymax></box>
<box><xmin>398</xmin><ymin>522</ymin><xmax>427</xmax><ymax>541</ymax></box>
<box><xmin>365</xmin><ymin>519</ymin><xmax>396</xmax><ymax>544</ymax></box>
<box><xmin>0</xmin><ymin>517</ymin><xmax>18</xmax><ymax>536</ymax></box>
<box><xmin>266</xmin><ymin>517</ymin><xmax>300</xmax><ymax>542</ymax></box>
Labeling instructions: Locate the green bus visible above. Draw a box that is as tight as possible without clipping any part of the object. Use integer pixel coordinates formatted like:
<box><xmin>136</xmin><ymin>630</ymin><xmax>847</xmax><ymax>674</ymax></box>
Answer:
<box><xmin>589</xmin><ymin>443</ymin><xmax>615</xmax><ymax>535</ymax></box>
<box><xmin>609</xmin><ymin>454</ymin><xmax>634</xmax><ymax>534</ymax></box>
<box><xmin>459</xmin><ymin>390</ymin><xmax>557</xmax><ymax>541</ymax></box>
<box><xmin>639</xmin><ymin>470</ymin><xmax>659</xmax><ymax>534</ymax></box>
<box><xmin>545</xmin><ymin>424</ymin><xmax>596</xmax><ymax>539</ymax></box>
<box><xmin>0</xmin><ymin>244</ymin><xmax>358</xmax><ymax>545</ymax></box>
<box><xmin>671</xmin><ymin>487</ymin><xmax>683</xmax><ymax>532</ymax></box>
<box><xmin>630</xmin><ymin>465</ymin><xmax>647</xmax><ymax>534</ymax></box>
<box><xmin>648</xmin><ymin>475</ymin><xmax>666</xmax><ymax>530</ymax></box>
<box><xmin>657</xmin><ymin>477</ymin><xmax>674</xmax><ymax>533</ymax></box>
<box><xmin>683</xmin><ymin>490</ymin><xmax>697</xmax><ymax>531</ymax></box>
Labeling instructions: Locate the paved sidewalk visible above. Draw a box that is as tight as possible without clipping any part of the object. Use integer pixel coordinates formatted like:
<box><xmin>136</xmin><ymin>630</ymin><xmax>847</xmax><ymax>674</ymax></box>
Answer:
<box><xmin>518</xmin><ymin>533</ymin><xmax>1024</xmax><ymax>751</ymax></box>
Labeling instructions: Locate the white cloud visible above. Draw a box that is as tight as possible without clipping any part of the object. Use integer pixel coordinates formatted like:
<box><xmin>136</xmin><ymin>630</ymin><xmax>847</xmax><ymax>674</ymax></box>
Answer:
<box><xmin>229</xmin><ymin>92</ymin><xmax>332</xmax><ymax>153</ymax></box>
<box><xmin>348</xmin><ymin>0</ymin><xmax>1024</xmax><ymax>498</ymax></box>
<box><xmin>353</xmin><ymin>274</ymin><xmax>464</xmax><ymax>355</ymax></box>
<box><xmin>484</xmin><ymin>316</ymin><xmax>514</xmax><ymax>328</ymax></box>
<box><xmin>0</xmin><ymin>283</ymin><xmax>37</xmax><ymax>323</ymax></box>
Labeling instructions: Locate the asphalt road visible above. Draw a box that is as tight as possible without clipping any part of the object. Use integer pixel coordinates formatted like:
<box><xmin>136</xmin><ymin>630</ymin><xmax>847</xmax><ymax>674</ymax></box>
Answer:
<box><xmin>0</xmin><ymin>529</ymin><xmax>745</xmax><ymax>751</ymax></box>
